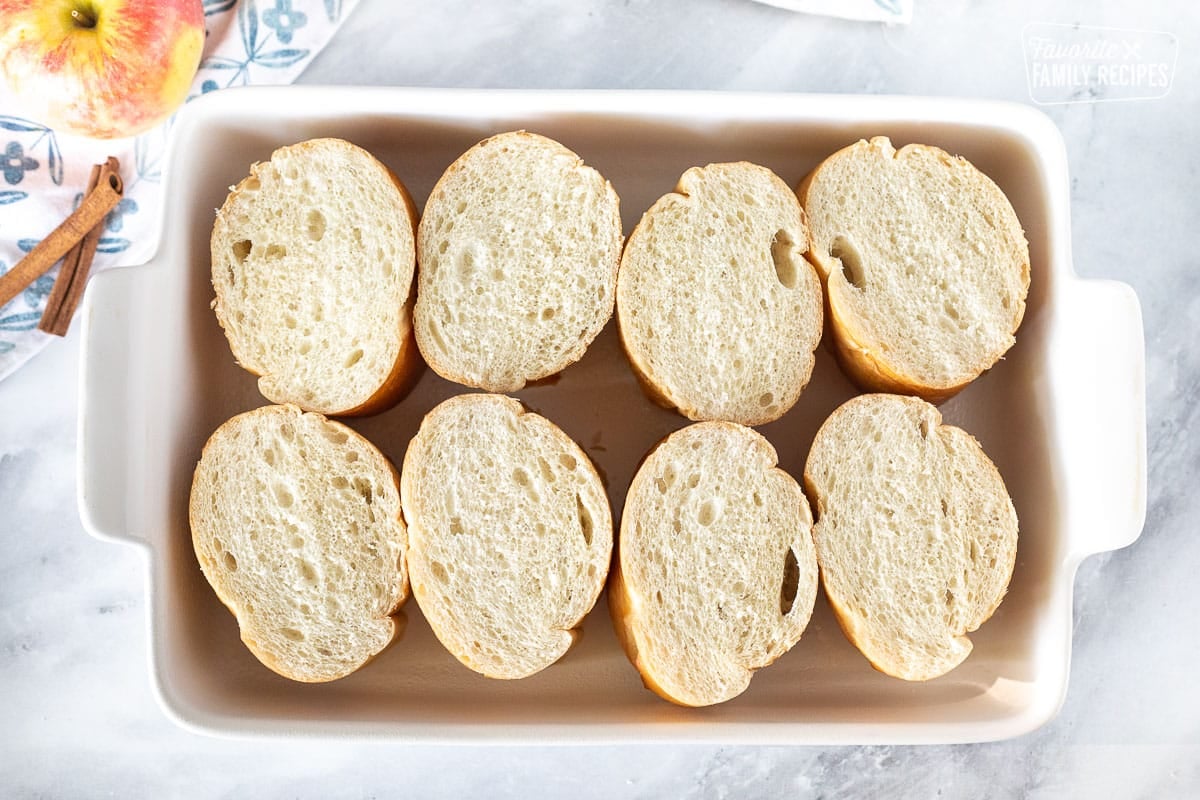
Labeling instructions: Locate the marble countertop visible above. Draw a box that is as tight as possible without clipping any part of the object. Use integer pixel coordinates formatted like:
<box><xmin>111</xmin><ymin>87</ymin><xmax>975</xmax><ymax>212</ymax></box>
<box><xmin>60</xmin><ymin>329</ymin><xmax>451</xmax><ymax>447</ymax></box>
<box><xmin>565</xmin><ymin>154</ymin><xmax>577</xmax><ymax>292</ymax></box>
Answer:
<box><xmin>2</xmin><ymin>0</ymin><xmax>1197</xmax><ymax>795</ymax></box>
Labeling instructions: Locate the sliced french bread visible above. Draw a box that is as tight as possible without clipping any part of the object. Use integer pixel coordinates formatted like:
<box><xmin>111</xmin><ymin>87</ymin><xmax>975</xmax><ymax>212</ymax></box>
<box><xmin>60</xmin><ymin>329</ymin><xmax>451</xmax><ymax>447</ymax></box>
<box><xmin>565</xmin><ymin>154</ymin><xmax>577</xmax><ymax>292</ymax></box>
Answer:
<box><xmin>617</xmin><ymin>162</ymin><xmax>823</xmax><ymax>425</ymax></box>
<box><xmin>211</xmin><ymin>138</ymin><xmax>421</xmax><ymax>416</ymax></box>
<box><xmin>400</xmin><ymin>393</ymin><xmax>613</xmax><ymax>679</ymax></box>
<box><xmin>415</xmin><ymin>131</ymin><xmax>623</xmax><ymax>392</ymax></box>
<box><xmin>798</xmin><ymin>137</ymin><xmax>1029</xmax><ymax>403</ymax></box>
<box><xmin>610</xmin><ymin>422</ymin><xmax>818</xmax><ymax>706</ymax></box>
<box><xmin>803</xmin><ymin>394</ymin><xmax>1019</xmax><ymax>681</ymax></box>
<box><xmin>189</xmin><ymin>404</ymin><xmax>409</xmax><ymax>683</ymax></box>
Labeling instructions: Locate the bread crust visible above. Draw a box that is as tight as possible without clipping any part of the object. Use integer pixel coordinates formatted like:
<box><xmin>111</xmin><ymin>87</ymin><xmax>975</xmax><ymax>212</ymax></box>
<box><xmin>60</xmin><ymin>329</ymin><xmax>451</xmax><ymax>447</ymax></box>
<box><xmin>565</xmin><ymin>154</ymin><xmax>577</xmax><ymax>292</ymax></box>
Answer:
<box><xmin>211</xmin><ymin>138</ymin><xmax>423</xmax><ymax>417</ymax></box>
<box><xmin>797</xmin><ymin>138</ymin><xmax>1029</xmax><ymax>404</ymax></box>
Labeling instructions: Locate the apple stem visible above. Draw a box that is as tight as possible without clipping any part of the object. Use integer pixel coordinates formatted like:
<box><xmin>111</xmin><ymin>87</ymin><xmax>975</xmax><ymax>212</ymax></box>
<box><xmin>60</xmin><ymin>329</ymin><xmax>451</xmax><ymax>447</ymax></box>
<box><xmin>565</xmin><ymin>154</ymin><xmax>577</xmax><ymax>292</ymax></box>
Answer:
<box><xmin>70</xmin><ymin>8</ymin><xmax>98</xmax><ymax>29</ymax></box>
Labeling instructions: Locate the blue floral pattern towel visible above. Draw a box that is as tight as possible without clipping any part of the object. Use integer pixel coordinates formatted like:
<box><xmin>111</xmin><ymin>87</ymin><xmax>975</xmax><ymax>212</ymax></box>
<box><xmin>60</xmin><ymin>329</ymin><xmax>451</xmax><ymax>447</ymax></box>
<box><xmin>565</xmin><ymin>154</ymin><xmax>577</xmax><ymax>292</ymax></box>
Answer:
<box><xmin>0</xmin><ymin>0</ymin><xmax>359</xmax><ymax>381</ymax></box>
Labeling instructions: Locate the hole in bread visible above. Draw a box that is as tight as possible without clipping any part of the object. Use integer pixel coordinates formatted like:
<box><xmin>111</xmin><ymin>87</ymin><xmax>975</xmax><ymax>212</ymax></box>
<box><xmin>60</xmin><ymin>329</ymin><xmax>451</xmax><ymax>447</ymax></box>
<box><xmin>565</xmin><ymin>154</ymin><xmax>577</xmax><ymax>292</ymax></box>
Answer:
<box><xmin>759</xmin><ymin>391</ymin><xmax>774</xmax><ymax>407</ymax></box>
<box><xmin>655</xmin><ymin>590</ymin><xmax>664</xmax><ymax>605</ymax></box>
<box><xmin>303</xmin><ymin>209</ymin><xmax>326</xmax><ymax>242</ymax></box>
<box><xmin>538</xmin><ymin>456</ymin><xmax>555</xmax><ymax>483</ymax></box>
<box><xmin>298</xmin><ymin>560</ymin><xmax>317</xmax><ymax>584</ymax></box>
<box><xmin>535</xmin><ymin>522</ymin><xmax>547</xmax><ymax>536</ymax></box>
<box><xmin>344</xmin><ymin>349</ymin><xmax>364</xmax><ymax>368</ymax></box>
<box><xmin>457</xmin><ymin>249</ymin><xmax>476</xmax><ymax>279</ymax></box>
<box><xmin>430</xmin><ymin>562</ymin><xmax>449</xmax><ymax>584</ymax></box>
<box><xmin>920</xmin><ymin>418</ymin><xmax>932</xmax><ymax>440</ymax></box>
<box><xmin>345</xmin><ymin>450</ymin><xmax>359</xmax><ymax>464</ymax></box>
<box><xmin>576</xmin><ymin>494</ymin><xmax>594</xmax><ymax>546</ymax></box>
<box><xmin>323</xmin><ymin>427</ymin><xmax>348</xmax><ymax>445</ymax></box>
<box><xmin>222</xmin><ymin>551</ymin><xmax>237</xmax><ymax>571</ymax></box>
<box><xmin>513</xmin><ymin>467</ymin><xmax>531</xmax><ymax>488</ymax></box>
<box><xmin>697</xmin><ymin>499</ymin><xmax>719</xmax><ymax>527</ymax></box>
<box><xmin>780</xmin><ymin>549</ymin><xmax>800</xmax><ymax>615</ymax></box>
<box><xmin>232</xmin><ymin>240</ymin><xmax>252</xmax><ymax>265</ymax></box>
<box><xmin>771</xmin><ymin>230</ymin><xmax>799</xmax><ymax>289</ymax></box>
<box><xmin>941</xmin><ymin>498</ymin><xmax>950</xmax><ymax>517</ymax></box>
<box><xmin>281</xmin><ymin>628</ymin><xmax>305</xmax><ymax>642</ymax></box>
<box><xmin>263</xmin><ymin>448</ymin><xmax>276</xmax><ymax>466</ymax></box>
<box><xmin>290</xmin><ymin>536</ymin><xmax>305</xmax><ymax>549</ymax></box>
<box><xmin>297</xmin><ymin>340</ymin><xmax>312</xmax><ymax>356</ymax></box>
<box><xmin>273</xmin><ymin>484</ymin><xmax>294</xmax><ymax>508</ymax></box>
<box><xmin>264</xmin><ymin>244</ymin><xmax>286</xmax><ymax>260</ymax></box>
<box><xmin>425</xmin><ymin>320</ymin><xmax>448</xmax><ymax>355</ymax></box>
<box><xmin>831</xmin><ymin>235</ymin><xmax>866</xmax><ymax>289</ymax></box>
<box><xmin>449</xmin><ymin>517</ymin><xmax>464</xmax><ymax>535</ymax></box>
<box><xmin>541</xmin><ymin>307</ymin><xmax>557</xmax><ymax>321</ymax></box>
<box><xmin>752</xmin><ymin>491</ymin><xmax>763</xmax><ymax>507</ymax></box>
<box><xmin>354</xmin><ymin>477</ymin><xmax>374</xmax><ymax>505</ymax></box>
<box><xmin>687</xmin><ymin>473</ymin><xmax>700</xmax><ymax>489</ymax></box>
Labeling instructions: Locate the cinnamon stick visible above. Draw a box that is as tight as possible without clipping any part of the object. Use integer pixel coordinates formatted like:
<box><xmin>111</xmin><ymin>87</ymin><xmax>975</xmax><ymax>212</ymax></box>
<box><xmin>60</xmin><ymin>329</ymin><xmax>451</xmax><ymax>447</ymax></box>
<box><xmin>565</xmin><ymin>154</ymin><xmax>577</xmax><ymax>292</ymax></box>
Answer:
<box><xmin>39</xmin><ymin>157</ymin><xmax>121</xmax><ymax>335</ymax></box>
<box><xmin>0</xmin><ymin>158</ymin><xmax>123</xmax><ymax>312</ymax></box>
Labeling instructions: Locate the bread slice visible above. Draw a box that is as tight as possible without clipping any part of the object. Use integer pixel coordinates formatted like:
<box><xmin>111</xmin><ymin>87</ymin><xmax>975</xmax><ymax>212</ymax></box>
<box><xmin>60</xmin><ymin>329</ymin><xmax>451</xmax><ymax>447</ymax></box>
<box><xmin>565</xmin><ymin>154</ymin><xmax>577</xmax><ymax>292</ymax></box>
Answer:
<box><xmin>610</xmin><ymin>422</ymin><xmax>818</xmax><ymax>706</ymax></box>
<box><xmin>798</xmin><ymin>137</ymin><xmax>1029</xmax><ymax>403</ymax></box>
<box><xmin>211</xmin><ymin>138</ymin><xmax>421</xmax><ymax>416</ymax></box>
<box><xmin>400</xmin><ymin>393</ymin><xmax>613</xmax><ymax>678</ymax></box>
<box><xmin>189</xmin><ymin>404</ymin><xmax>408</xmax><ymax>683</ymax></box>
<box><xmin>414</xmin><ymin>131</ymin><xmax>622</xmax><ymax>392</ymax></box>
<box><xmin>803</xmin><ymin>394</ymin><xmax>1018</xmax><ymax>681</ymax></box>
<box><xmin>617</xmin><ymin>162</ymin><xmax>823</xmax><ymax>425</ymax></box>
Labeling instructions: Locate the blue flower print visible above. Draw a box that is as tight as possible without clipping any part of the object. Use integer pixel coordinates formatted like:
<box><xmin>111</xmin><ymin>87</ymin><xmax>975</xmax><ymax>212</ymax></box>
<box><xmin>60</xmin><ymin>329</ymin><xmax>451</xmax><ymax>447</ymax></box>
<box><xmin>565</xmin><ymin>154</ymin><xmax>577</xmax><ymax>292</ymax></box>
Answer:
<box><xmin>104</xmin><ymin>197</ymin><xmax>138</xmax><ymax>232</ymax></box>
<box><xmin>263</xmin><ymin>0</ymin><xmax>307</xmax><ymax>45</ymax></box>
<box><xmin>201</xmin><ymin>79</ymin><xmax>220</xmax><ymax>94</ymax></box>
<box><xmin>3</xmin><ymin>141</ymin><xmax>38</xmax><ymax>185</ymax></box>
<box><xmin>23</xmin><ymin>273</ymin><xmax>55</xmax><ymax>308</ymax></box>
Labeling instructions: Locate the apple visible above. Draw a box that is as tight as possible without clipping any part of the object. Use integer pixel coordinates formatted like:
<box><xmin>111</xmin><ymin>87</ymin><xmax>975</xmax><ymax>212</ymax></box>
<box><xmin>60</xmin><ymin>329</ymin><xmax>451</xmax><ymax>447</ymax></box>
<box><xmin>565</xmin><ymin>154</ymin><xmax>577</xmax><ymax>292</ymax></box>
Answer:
<box><xmin>0</xmin><ymin>0</ymin><xmax>204</xmax><ymax>139</ymax></box>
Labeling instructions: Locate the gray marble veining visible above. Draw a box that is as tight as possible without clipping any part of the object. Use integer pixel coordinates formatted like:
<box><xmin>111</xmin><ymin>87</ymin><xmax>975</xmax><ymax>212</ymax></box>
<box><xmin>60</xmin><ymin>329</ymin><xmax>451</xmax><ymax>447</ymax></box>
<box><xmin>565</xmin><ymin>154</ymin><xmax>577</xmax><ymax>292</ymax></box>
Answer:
<box><xmin>2</xmin><ymin>0</ymin><xmax>1197</xmax><ymax>795</ymax></box>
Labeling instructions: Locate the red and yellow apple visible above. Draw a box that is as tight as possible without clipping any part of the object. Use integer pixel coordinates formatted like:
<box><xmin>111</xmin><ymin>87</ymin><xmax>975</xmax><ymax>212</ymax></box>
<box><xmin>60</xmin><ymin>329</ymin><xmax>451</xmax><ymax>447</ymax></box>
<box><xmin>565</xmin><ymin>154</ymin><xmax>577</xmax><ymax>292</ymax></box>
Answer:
<box><xmin>0</xmin><ymin>0</ymin><xmax>204</xmax><ymax>139</ymax></box>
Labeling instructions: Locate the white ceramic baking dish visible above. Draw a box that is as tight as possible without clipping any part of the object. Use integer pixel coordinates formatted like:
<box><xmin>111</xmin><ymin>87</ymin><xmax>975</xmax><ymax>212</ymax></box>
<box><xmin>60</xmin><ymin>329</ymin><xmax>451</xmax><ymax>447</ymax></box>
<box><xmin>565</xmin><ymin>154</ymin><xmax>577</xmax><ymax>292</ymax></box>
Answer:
<box><xmin>77</xmin><ymin>88</ymin><xmax>1146</xmax><ymax>744</ymax></box>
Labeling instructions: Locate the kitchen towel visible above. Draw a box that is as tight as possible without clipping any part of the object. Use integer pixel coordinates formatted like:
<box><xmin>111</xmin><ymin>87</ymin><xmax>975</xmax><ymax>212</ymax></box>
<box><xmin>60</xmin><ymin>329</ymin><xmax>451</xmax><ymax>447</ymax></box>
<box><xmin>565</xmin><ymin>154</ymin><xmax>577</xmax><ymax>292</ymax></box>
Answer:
<box><xmin>0</xmin><ymin>0</ymin><xmax>360</xmax><ymax>382</ymax></box>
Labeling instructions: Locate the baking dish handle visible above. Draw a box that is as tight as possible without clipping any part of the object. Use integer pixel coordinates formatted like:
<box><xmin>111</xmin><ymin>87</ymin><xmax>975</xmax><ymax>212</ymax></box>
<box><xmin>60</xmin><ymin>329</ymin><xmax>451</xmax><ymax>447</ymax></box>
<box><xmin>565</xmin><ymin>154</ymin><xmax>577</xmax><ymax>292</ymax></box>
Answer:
<box><xmin>1058</xmin><ymin>277</ymin><xmax>1147</xmax><ymax>557</ymax></box>
<box><xmin>77</xmin><ymin>263</ymin><xmax>151</xmax><ymax>548</ymax></box>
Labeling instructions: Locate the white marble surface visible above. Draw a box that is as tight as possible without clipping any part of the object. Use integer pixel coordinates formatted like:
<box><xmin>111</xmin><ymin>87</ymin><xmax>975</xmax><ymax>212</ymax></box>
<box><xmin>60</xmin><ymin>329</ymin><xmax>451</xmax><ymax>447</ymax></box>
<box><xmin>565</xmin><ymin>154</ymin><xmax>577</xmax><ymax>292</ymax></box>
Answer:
<box><xmin>2</xmin><ymin>0</ymin><xmax>1197</xmax><ymax>795</ymax></box>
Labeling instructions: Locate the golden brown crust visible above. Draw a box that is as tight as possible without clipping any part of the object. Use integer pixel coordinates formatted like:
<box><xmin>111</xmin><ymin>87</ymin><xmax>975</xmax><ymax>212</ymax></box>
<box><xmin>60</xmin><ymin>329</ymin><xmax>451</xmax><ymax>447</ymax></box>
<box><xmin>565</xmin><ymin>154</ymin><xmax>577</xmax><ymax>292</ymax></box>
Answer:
<box><xmin>606</xmin><ymin>558</ymin><xmax>696</xmax><ymax>706</ymax></box>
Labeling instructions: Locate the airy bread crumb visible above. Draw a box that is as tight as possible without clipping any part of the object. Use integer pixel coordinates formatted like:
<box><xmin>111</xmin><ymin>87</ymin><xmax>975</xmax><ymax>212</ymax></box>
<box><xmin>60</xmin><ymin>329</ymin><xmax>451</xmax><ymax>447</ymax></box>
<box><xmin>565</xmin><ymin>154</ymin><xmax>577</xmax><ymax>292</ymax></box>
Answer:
<box><xmin>798</xmin><ymin>137</ymin><xmax>1029</xmax><ymax>402</ymax></box>
<box><xmin>189</xmin><ymin>404</ymin><xmax>409</xmax><ymax>683</ymax></box>
<box><xmin>611</xmin><ymin>421</ymin><xmax>818</xmax><ymax>706</ymax></box>
<box><xmin>400</xmin><ymin>393</ymin><xmax>613</xmax><ymax>679</ymax></box>
<box><xmin>803</xmin><ymin>393</ymin><xmax>1019</xmax><ymax>681</ymax></box>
